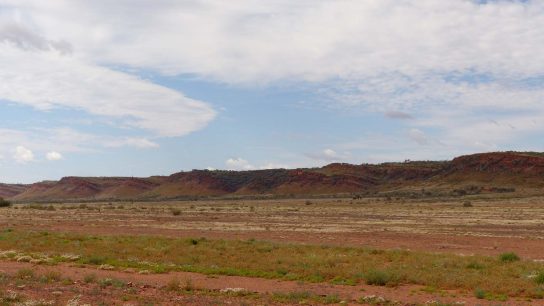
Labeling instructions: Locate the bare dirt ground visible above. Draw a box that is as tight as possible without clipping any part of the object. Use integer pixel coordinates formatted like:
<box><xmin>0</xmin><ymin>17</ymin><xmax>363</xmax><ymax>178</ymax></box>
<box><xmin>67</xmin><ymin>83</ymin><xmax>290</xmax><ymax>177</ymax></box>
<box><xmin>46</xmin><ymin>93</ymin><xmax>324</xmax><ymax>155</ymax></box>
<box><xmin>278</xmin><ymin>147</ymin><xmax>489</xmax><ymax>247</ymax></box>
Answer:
<box><xmin>2</xmin><ymin>196</ymin><xmax>544</xmax><ymax>304</ymax></box>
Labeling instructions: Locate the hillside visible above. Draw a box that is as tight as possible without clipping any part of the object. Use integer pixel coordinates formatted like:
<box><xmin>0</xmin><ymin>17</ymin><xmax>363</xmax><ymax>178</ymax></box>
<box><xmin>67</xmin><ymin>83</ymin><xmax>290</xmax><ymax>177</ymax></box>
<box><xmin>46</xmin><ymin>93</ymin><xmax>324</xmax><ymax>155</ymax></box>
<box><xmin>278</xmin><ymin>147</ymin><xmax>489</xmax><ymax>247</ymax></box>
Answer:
<box><xmin>0</xmin><ymin>183</ymin><xmax>28</xmax><ymax>198</ymax></box>
<box><xmin>4</xmin><ymin>152</ymin><xmax>544</xmax><ymax>201</ymax></box>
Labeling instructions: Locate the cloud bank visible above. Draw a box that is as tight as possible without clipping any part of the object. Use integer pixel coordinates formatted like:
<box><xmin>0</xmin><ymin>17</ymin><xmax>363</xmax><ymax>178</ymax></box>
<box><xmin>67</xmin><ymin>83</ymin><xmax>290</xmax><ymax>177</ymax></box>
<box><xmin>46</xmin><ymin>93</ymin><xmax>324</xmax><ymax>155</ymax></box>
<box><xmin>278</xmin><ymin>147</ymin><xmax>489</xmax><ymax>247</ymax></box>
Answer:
<box><xmin>2</xmin><ymin>0</ymin><xmax>544</xmax><ymax>166</ymax></box>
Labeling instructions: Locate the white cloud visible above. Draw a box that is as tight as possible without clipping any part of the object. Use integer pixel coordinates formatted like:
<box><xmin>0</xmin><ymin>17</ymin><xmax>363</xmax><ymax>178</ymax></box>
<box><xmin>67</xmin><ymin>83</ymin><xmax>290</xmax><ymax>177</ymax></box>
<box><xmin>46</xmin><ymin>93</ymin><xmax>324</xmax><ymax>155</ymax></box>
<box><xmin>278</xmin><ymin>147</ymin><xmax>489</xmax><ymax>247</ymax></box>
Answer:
<box><xmin>0</xmin><ymin>43</ymin><xmax>215</xmax><ymax>137</ymax></box>
<box><xmin>259</xmin><ymin>162</ymin><xmax>290</xmax><ymax>170</ymax></box>
<box><xmin>0</xmin><ymin>128</ymin><xmax>164</xmax><ymax>164</ymax></box>
<box><xmin>306</xmin><ymin>148</ymin><xmax>349</xmax><ymax>162</ymax></box>
<box><xmin>0</xmin><ymin>7</ymin><xmax>216</xmax><ymax>141</ymax></box>
<box><xmin>226</xmin><ymin>158</ymin><xmax>254</xmax><ymax>171</ymax></box>
<box><xmin>45</xmin><ymin>151</ymin><xmax>62</xmax><ymax>161</ymax></box>
<box><xmin>408</xmin><ymin>128</ymin><xmax>428</xmax><ymax>146</ymax></box>
<box><xmin>1</xmin><ymin>0</ymin><xmax>544</xmax><ymax>163</ymax></box>
<box><xmin>4</xmin><ymin>1</ymin><xmax>542</xmax><ymax>83</ymax></box>
<box><xmin>13</xmin><ymin>146</ymin><xmax>34</xmax><ymax>163</ymax></box>
<box><xmin>323</xmin><ymin>149</ymin><xmax>338</xmax><ymax>159</ymax></box>
<box><xmin>225</xmin><ymin>158</ymin><xmax>294</xmax><ymax>171</ymax></box>
<box><xmin>3</xmin><ymin>1</ymin><xmax>541</xmax><ymax>147</ymax></box>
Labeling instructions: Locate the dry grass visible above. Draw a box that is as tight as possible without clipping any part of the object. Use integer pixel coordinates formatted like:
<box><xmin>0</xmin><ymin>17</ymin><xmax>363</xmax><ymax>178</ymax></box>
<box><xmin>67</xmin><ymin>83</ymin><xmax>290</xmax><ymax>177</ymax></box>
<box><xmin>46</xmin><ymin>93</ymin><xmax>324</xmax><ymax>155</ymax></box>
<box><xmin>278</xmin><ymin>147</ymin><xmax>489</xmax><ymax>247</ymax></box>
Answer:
<box><xmin>0</xmin><ymin>229</ymin><xmax>543</xmax><ymax>299</ymax></box>
<box><xmin>4</xmin><ymin>196</ymin><xmax>544</xmax><ymax>239</ymax></box>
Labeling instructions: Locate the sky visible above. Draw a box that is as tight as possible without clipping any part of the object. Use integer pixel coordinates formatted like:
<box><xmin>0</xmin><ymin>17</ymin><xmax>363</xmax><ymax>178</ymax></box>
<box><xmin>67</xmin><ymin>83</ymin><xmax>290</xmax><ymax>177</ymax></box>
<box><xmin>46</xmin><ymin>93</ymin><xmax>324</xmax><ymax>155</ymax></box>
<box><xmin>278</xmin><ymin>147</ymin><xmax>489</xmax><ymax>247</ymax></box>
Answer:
<box><xmin>1</xmin><ymin>0</ymin><xmax>544</xmax><ymax>183</ymax></box>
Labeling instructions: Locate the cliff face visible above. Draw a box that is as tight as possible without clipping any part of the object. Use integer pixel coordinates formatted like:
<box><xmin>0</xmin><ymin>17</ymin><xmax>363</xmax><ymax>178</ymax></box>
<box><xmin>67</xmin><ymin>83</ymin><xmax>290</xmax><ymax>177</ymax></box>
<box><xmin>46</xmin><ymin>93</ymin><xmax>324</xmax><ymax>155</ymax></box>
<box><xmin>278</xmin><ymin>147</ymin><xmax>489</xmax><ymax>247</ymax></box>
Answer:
<box><xmin>5</xmin><ymin>152</ymin><xmax>544</xmax><ymax>201</ymax></box>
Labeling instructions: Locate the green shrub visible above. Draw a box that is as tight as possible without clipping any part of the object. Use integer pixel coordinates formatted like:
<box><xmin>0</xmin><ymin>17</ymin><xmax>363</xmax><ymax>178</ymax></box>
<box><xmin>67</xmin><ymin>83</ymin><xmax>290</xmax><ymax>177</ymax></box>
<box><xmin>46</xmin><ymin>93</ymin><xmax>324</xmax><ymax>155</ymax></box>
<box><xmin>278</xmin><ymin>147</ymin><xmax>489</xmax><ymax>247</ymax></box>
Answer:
<box><xmin>499</xmin><ymin>252</ymin><xmax>520</xmax><ymax>262</ymax></box>
<box><xmin>272</xmin><ymin>291</ymin><xmax>313</xmax><ymax>303</ymax></box>
<box><xmin>364</xmin><ymin>269</ymin><xmax>395</xmax><ymax>286</ymax></box>
<box><xmin>85</xmin><ymin>255</ymin><xmax>107</xmax><ymax>265</ymax></box>
<box><xmin>474</xmin><ymin>288</ymin><xmax>486</xmax><ymax>299</ymax></box>
<box><xmin>83</xmin><ymin>273</ymin><xmax>97</xmax><ymax>283</ymax></box>
<box><xmin>466</xmin><ymin>262</ymin><xmax>485</xmax><ymax>270</ymax></box>
<box><xmin>0</xmin><ymin>198</ymin><xmax>11</xmax><ymax>208</ymax></box>
<box><xmin>324</xmin><ymin>294</ymin><xmax>341</xmax><ymax>304</ymax></box>
<box><xmin>535</xmin><ymin>271</ymin><xmax>544</xmax><ymax>285</ymax></box>
<box><xmin>98</xmin><ymin>278</ymin><xmax>125</xmax><ymax>288</ymax></box>
<box><xmin>16</xmin><ymin>268</ymin><xmax>34</xmax><ymax>279</ymax></box>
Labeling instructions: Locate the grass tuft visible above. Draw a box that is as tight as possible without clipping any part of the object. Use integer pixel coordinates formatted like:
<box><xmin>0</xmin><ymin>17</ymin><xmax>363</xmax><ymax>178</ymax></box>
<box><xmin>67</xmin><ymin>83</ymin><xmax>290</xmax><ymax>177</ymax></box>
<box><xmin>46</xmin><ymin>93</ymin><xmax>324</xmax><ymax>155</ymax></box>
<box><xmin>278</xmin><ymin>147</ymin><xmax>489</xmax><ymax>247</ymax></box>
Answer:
<box><xmin>83</xmin><ymin>273</ymin><xmax>97</xmax><ymax>284</ymax></box>
<box><xmin>499</xmin><ymin>252</ymin><xmax>520</xmax><ymax>263</ymax></box>
<box><xmin>16</xmin><ymin>268</ymin><xmax>34</xmax><ymax>280</ymax></box>
<box><xmin>474</xmin><ymin>288</ymin><xmax>486</xmax><ymax>299</ymax></box>
<box><xmin>364</xmin><ymin>269</ymin><xmax>397</xmax><ymax>286</ymax></box>
<box><xmin>534</xmin><ymin>271</ymin><xmax>544</xmax><ymax>285</ymax></box>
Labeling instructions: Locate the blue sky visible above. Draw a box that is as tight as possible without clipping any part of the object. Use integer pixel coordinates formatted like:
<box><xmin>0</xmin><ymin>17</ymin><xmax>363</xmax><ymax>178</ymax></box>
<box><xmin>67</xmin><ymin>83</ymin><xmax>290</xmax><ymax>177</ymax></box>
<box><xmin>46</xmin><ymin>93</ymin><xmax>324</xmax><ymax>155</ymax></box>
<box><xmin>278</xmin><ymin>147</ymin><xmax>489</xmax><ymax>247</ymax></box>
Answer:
<box><xmin>1</xmin><ymin>1</ymin><xmax>544</xmax><ymax>183</ymax></box>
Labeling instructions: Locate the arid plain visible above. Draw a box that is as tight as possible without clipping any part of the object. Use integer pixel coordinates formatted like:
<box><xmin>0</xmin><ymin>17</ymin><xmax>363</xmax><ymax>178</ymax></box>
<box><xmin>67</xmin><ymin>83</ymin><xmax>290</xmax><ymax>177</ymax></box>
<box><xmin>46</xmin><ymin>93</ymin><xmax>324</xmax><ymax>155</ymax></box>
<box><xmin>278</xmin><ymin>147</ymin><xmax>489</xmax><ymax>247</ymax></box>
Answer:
<box><xmin>1</xmin><ymin>194</ymin><xmax>544</xmax><ymax>305</ymax></box>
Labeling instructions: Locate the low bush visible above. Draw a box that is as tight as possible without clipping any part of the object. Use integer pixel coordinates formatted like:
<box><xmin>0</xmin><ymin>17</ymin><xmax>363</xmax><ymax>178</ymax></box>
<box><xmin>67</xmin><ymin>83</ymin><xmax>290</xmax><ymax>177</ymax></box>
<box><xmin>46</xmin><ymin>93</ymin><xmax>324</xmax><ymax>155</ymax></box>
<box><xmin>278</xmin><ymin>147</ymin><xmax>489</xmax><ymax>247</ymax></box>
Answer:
<box><xmin>499</xmin><ymin>252</ymin><xmax>520</xmax><ymax>263</ymax></box>
<box><xmin>0</xmin><ymin>198</ymin><xmax>11</xmax><ymax>208</ymax></box>
<box><xmin>364</xmin><ymin>269</ymin><xmax>396</xmax><ymax>286</ymax></box>
<box><xmin>83</xmin><ymin>273</ymin><xmax>97</xmax><ymax>283</ymax></box>
<box><xmin>16</xmin><ymin>268</ymin><xmax>34</xmax><ymax>280</ymax></box>
<box><xmin>475</xmin><ymin>288</ymin><xmax>486</xmax><ymax>299</ymax></box>
<box><xmin>534</xmin><ymin>271</ymin><xmax>544</xmax><ymax>285</ymax></box>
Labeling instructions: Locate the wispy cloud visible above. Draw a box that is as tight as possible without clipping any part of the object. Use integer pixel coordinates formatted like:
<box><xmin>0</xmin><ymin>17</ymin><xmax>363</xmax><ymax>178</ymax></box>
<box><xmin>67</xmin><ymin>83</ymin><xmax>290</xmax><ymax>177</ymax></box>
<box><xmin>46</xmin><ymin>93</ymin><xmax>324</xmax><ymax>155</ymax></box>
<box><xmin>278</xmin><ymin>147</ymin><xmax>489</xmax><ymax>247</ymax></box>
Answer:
<box><xmin>385</xmin><ymin>111</ymin><xmax>413</xmax><ymax>120</ymax></box>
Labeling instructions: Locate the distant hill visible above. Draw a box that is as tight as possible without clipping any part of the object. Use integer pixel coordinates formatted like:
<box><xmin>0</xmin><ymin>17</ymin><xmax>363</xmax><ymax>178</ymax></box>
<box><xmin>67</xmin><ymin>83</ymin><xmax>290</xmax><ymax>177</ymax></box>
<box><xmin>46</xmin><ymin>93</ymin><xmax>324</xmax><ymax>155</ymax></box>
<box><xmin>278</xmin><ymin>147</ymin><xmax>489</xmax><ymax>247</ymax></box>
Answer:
<box><xmin>0</xmin><ymin>183</ymin><xmax>28</xmax><ymax>199</ymax></box>
<box><xmin>4</xmin><ymin>152</ymin><xmax>544</xmax><ymax>201</ymax></box>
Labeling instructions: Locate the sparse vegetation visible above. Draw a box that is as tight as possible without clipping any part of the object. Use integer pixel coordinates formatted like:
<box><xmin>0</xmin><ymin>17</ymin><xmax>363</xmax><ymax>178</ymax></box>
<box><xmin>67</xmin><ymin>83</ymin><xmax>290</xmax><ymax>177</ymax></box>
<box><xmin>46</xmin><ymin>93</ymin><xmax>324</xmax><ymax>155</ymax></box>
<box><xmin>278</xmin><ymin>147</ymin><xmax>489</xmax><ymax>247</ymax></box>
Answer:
<box><xmin>16</xmin><ymin>268</ymin><xmax>34</xmax><ymax>280</ymax></box>
<box><xmin>271</xmin><ymin>291</ymin><xmax>342</xmax><ymax>304</ymax></box>
<box><xmin>98</xmin><ymin>277</ymin><xmax>126</xmax><ymax>288</ymax></box>
<box><xmin>364</xmin><ymin>269</ymin><xmax>396</xmax><ymax>286</ymax></box>
<box><xmin>0</xmin><ymin>230</ymin><xmax>542</xmax><ymax>299</ymax></box>
<box><xmin>499</xmin><ymin>252</ymin><xmax>520</xmax><ymax>262</ymax></box>
<box><xmin>535</xmin><ymin>271</ymin><xmax>544</xmax><ymax>285</ymax></box>
<box><xmin>2</xmin><ymin>189</ymin><xmax>544</xmax><ymax>304</ymax></box>
<box><xmin>39</xmin><ymin>270</ymin><xmax>61</xmax><ymax>283</ymax></box>
<box><xmin>474</xmin><ymin>288</ymin><xmax>486</xmax><ymax>299</ymax></box>
<box><xmin>183</xmin><ymin>278</ymin><xmax>194</xmax><ymax>291</ymax></box>
<box><xmin>466</xmin><ymin>261</ymin><xmax>484</xmax><ymax>270</ymax></box>
<box><xmin>166</xmin><ymin>278</ymin><xmax>180</xmax><ymax>291</ymax></box>
<box><xmin>83</xmin><ymin>273</ymin><xmax>97</xmax><ymax>283</ymax></box>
